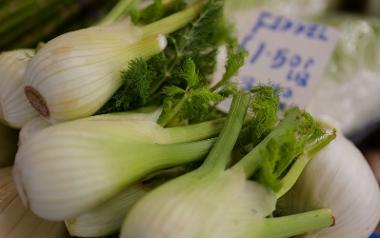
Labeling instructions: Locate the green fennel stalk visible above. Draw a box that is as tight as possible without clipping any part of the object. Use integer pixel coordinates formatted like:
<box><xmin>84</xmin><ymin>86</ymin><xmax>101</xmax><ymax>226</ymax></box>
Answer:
<box><xmin>121</xmin><ymin>91</ymin><xmax>335</xmax><ymax>238</ymax></box>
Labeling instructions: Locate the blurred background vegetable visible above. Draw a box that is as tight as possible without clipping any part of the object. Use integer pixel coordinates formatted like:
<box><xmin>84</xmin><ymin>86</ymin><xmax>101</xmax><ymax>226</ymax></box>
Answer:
<box><xmin>279</xmin><ymin>132</ymin><xmax>380</xmax><ymax>238</ymax></box>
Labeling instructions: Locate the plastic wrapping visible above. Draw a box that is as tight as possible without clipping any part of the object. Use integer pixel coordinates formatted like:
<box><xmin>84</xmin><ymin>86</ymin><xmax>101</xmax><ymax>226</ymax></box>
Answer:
<box><xmin>308</xmin><ymin>15</ymin><xmax>380</xmax><ymax>136</ymax></box>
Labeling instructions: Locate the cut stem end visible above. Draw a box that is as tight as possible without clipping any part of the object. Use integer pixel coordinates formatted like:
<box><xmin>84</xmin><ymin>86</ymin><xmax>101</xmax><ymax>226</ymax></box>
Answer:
<box><xmin>25</xmin><ymin>86</ymin><xmax>50</xmax><ymax>118</ymax></box>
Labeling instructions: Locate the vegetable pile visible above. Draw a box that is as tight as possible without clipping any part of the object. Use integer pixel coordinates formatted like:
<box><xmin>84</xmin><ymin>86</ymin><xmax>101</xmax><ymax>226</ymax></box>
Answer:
<box><xmin>0</xmin><ymin>0</ymin><xmax>380</xmax><ymax>237</ymax></box>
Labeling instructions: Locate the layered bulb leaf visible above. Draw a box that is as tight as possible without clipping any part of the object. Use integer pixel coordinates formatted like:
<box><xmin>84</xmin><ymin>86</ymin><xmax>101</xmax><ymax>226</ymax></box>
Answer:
<box><xmin>0</xmin><ymin>49</ymin><xmax>38</xmax><ymax>128</ymax></box>
<box><xmin>307</xmin><ymin>16</ymin><xmax>380</xmax><ymax>135</ymax></box>
<box><xmin>279</xmin><ymin>132</ymin><xmax>380</xmax><ymax>238</ymax></box>
<box><xmin>23</xmin><ymin>2</ymin><xmax>204</xmax><ymax>123</ymax></box>
<box><xmin>13</xmin><ymin>110</ymin><xmax>223</xmax><ymax>220</ymax></box>
<box><xmin>0</xmin><ymin>167</ymin><xmax>67</xmax><ymax>237</ymax></box>
<box><xmin>121</xmin><ymin>92</ymin><xmax>336</xmax><ymax>238</ymax></box>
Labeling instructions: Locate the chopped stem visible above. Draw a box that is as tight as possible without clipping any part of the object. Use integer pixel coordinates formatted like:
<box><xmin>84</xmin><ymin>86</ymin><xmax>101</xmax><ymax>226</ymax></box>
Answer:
<box><xmin>123</xmin><ymin>34</ymin><xmax>167</xmax><ymax>62</ymax></box>
<box><xmin>100</xmin><ymin>0</ymin><xmax>139</xmax><ymax>25</ymax></box>
<box><xmin>201</xmin><ymin>92</ymin><xmax>251</xmax><ymax>172</ymax></box>
<box><xmin>141</xmin><ymin>1</ymin><xmax>204</xmax><ymax>37</ymax></box>
<box><xmin>276</xmin><ymin>131</ymin><xmax>336</xmax><ymax>199</ymax></box>
<box><xmin>259</xmin><ymin>209</ymin><xmax>334</xmax><ymax>237</ymax></box>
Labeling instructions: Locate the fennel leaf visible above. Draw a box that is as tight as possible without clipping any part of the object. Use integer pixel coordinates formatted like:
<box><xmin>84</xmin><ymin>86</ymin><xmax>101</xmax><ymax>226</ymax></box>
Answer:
<box><xmin>99</xmin><ymin>0</ymin><xmax>246</xmax><ymax>126</ymax></box>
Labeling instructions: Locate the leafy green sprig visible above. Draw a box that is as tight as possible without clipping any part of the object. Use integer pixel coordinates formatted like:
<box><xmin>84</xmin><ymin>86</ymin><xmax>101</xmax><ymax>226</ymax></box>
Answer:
<box><xmin>99</xmin><ymin>0</ymin><xmax>248</xmax><ymax>126</ymax></box>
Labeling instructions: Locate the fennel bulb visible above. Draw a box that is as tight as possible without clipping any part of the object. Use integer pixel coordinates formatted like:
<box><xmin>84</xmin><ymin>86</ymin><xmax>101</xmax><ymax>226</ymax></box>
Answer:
<box><xmin>23</xmin><ymin>2</ymin><xmax>204</xmax><ymax>123</ymax></box>
<box><xmin>0</xmin><ymin>123</ymin><xmax>18</xmax><ymax>167</ymax></box>
<box><xmin>18</xmin><ymin>116</ymin><xmax>50</xmax><ymax>146</ymax></box>
<box><xmin>121</xmin><ymin>92</ymin><xmax>335</xmax><ymax>238</ymax></box>
<box><xmin>13</xmin><ymin>111</ymin><xmax>223</xmax><ymax>220</ymax></box>
<box><xmin>279</xmin><ymin>132</ymin><xmax>380</xmax><ymax>238</ymax></box>
<box><xmin>0</xmin><ymin>49</ymin><xmax>38</xmax><ymax>128</ymax></box>
<box><xmin>0</xmin><ymin>167</ymin><xmax>67</xmax><ymax>237</ymax></box>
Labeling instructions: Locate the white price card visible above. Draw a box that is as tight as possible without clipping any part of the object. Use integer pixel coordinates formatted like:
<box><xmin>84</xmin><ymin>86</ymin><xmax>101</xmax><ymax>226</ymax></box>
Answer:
<box><xmin>224</xmin><ymin>10</ymin><xmax>340</xmax><ymax>110</ymax></box>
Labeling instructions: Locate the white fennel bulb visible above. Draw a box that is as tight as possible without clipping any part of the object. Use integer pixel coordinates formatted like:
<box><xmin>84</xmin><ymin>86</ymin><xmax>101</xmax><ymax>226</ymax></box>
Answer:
<box><xmin>23</xmin><ymin>2</ymin><xmax>203</xmax><ymax>123</ymax></box>
<box><xmin>13</xmin><ymin>111</ymin><xmax>222</xmax><ymax>220</ymax></box>
<box><xmin>279</xmin><ymin>133</ymin><xmax>380</xmax><ymax>238</ymax></box>
<box><xmin>0</xmin><ymin>49</ymin><xmax>38</xmax><ymax>128</ymax></box>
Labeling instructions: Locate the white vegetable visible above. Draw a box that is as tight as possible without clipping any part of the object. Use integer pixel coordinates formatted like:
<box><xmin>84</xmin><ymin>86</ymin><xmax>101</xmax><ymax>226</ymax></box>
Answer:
<box><xmin>279</xmin><ymin>133</ymin><xmax>380</xmax><ymax>238</ymax></box>
<box><xmin>121</xmin><ymin>93</ymin><xmax>335</xmax><ymax>238</ymax></box>
<box><xmin>23</xmin><ymin>2</ymin><xmax>203</xmax><ymax>123</ymax></box>
<box><xmin>13</xmin><ymin>111</ymin><xmax>222</xmax><ymax>220</ymax></box>
<box><xmin>0</xmin><ymin>49</ymin><xmax>38</xmax><ymax>128</ymax></box>
<box><xmin>19</xmin><ymin>117</ymin><xmax>50</xmax><ymax>146</ymax></box>
<box><xmin>0</xmin><ymin>167</ymin><xmax>67</xmax><ymax>238</ymax></box>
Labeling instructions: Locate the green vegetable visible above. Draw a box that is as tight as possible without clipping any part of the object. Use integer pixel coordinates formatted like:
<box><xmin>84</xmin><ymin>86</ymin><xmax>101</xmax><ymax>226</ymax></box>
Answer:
<box><xmin>100</xmin><ymin>0</ymin><xmax>246</xmax><ymax>126</ymax></box>
<box><xmin>121</xmin><ymin>91</ymin><xmax>335</xmax><ymax>238</ymax></box>
<box><xmin>13</xmin><ymin>109</ymin><xmax>224</xmax><ymax>220</ymax></box>
<box><xmin>0</xmin><ymin>49</ymin><xmax>37</xmax><ymax>128</ymax></box>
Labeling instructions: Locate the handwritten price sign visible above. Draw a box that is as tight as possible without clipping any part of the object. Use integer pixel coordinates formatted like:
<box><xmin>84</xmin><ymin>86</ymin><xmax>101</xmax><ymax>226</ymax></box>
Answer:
<box><xmin>233</xmin><ymin>10</ymin><xmax>340</xmax><ymax>109</ymax></box>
